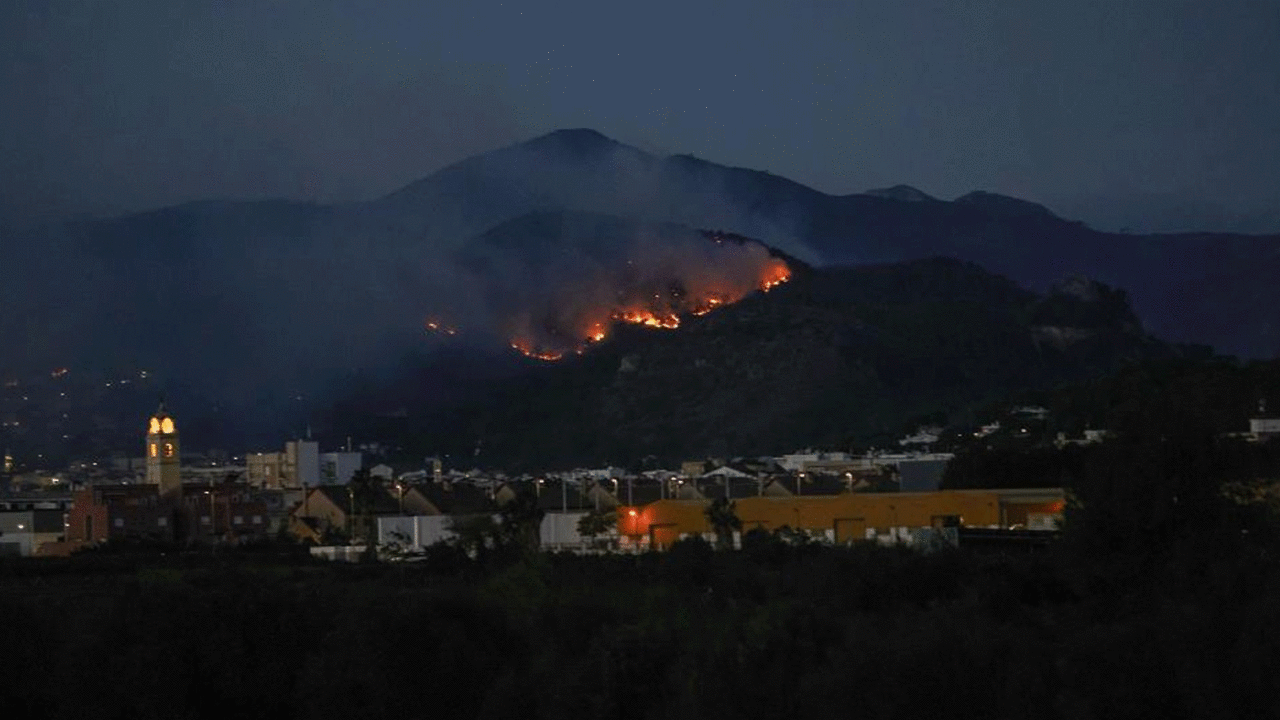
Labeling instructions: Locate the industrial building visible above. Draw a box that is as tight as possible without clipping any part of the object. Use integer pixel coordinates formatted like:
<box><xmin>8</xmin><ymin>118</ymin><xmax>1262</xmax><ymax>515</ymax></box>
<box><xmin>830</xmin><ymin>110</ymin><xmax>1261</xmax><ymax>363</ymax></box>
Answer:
<box><xmin>616</xmin><ymin>488</ymin><xmax>1065</xmax><ymax>548</ymax></box>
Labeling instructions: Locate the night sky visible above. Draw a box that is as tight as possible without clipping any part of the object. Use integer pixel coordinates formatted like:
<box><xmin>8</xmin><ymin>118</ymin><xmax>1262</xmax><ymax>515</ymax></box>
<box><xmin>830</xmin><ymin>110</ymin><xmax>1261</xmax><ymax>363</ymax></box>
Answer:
<box><xmin>4</xmin><ymin>0</ymin><xmax>1278</xmax><ymax>231</ymax></box>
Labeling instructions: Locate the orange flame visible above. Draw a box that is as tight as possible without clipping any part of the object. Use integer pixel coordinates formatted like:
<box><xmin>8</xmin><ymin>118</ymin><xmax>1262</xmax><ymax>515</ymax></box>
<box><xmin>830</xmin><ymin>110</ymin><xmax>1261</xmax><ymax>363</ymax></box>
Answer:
<box><xmin>510</xmin><ymin>341</ymin><xmax>564</xmax><ymax>362</ymax></box>
<box><xmin>612</xmin><ymin>309</ymin><xmax>681</xmax><ymax>329</ymax></box>
<box><xmin>760</xmin><ymin>261</ymin><xmax>791</xmax><ymax>291</ymax></box>
<box><xmin>428</xmin><ymin>243</ymin><xmax>791</xmax><ymax>362</ymax></box>
<box><xmin>425</xmin><ymin>320</ymin><xmax>458</xmax><ymax>336</ymax></box>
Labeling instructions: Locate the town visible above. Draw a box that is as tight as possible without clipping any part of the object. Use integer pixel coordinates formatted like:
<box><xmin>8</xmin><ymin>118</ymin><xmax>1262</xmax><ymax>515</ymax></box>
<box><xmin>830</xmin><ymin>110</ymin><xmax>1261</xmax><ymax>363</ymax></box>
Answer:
<box><xmin>5</xmin><ymin>396</ymin><xmax>1279</xmax><ymax>559</ymax></box>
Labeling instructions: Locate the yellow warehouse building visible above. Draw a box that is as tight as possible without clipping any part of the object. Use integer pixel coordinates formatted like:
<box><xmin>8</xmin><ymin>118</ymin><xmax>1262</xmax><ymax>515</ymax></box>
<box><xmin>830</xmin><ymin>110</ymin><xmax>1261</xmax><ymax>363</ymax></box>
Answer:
<box><xmin>617</xmin><ymin>489</ymin><xmax>1065</xmax><ymax>548</ymax></box>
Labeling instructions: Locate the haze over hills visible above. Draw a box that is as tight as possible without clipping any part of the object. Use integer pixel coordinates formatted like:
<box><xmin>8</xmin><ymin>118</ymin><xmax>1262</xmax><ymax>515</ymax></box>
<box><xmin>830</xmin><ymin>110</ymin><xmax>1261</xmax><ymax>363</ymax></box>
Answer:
<box><xmin>2</xmin><ymin>128</ymin><xmax>1277</xmax><ymax>458</ymax></box>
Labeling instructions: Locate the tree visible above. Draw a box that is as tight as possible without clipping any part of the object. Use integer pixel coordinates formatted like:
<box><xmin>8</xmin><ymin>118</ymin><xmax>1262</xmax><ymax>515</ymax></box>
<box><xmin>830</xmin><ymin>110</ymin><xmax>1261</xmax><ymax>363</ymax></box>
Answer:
<box><xmin>577</xmin><ymin>507</ymin><xmax>617</xmax><ymax>549</ymax></box>
<box><xmin>497</xmin><ymin>488</ymin><xmax>544</xmax><ymax>555</ymax></box>
<box><xmin>448</xmin><ymin>513</ymin><xmax>500</xmax><ymax>560</ymax></box>
<box><xmin>704</xmin><ymin>497</ymin><xmax>742</xmax><ymax>550</ymax></box>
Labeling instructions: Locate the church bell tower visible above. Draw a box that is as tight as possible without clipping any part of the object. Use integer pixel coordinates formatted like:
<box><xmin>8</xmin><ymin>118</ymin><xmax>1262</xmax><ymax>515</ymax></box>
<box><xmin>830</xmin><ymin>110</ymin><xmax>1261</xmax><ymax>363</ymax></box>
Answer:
<box><xmin>146</xmin><ymin>402</ymin><xmax>182</xmax><ymax>500</ymax></box>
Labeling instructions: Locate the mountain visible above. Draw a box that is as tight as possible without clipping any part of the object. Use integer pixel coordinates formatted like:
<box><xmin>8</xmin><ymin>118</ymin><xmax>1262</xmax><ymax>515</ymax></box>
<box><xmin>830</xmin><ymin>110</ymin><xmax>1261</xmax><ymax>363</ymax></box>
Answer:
<box><xmin>4</xmin><ymin>128</ymin><xmax>1279</xmax><ymax>457</ymax></box>
<box><xmin>345</xmin><ymin>256</ymin><xmax>1183</xmax><ymax>469</ymax></box>
<box><xmin>864</xmin><ymin>185</ymin><xmax>938</xmax><ymax>203</ymax></box>
<box><xmin>357</xmin><ymin>128</ymin><xmax>1280</xmax><ymax>357</ymax></box>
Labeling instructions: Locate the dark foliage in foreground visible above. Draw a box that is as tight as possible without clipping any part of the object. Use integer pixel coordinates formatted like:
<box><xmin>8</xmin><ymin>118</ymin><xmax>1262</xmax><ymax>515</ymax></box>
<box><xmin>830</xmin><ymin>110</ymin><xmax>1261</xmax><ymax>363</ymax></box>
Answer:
<box><xmin>6</xmin><ymin>394</ymin><xmax>1280</xmax><ymax>719</ymax></box>
<box><xmin>2</xmin><ymin>525</ymin><xmax>1278</xmax><ymax>720</ymax></box>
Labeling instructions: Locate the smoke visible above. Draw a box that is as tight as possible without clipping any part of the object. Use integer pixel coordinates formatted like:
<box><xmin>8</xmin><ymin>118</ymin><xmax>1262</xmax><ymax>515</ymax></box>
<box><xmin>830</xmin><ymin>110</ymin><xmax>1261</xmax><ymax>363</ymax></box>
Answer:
<box><xmin>431</xmin><ymin>212</ymin><xmax>790</xmax><ymax>358</ymax></box>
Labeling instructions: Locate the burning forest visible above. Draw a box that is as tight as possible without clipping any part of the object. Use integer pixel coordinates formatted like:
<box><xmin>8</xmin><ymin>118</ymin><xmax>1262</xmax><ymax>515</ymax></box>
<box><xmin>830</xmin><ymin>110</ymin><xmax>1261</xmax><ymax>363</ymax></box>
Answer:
<box><xmin>426</xmin><ymin>219</ymin><xmax>793</xmax><ymax>361</ymax></box>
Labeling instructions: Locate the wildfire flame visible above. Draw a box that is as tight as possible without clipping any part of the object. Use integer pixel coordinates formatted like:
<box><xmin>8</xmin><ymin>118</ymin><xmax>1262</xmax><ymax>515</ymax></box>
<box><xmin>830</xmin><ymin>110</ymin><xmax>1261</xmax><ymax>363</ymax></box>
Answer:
<box><xmin>430</xmin><ymin>234</ymin><xmax>793</xmax><ymax>363</ymax></box>
<box><xmin>510</xmin><ymin>341</ymin><xmax>564</xmax><ymax>362</ymax></box>
<box><xmin>425</xmin><ymin>320</ymin><xmax>458</xmax><ymax>336</ymax></box>
<box><xmin>612</xmin><ymin>309</ymin><xmax>681</xmax><ymax>329</ymax></box>
<box><xmin>761</xmin><ymin>261</ymin><xmax>791</xmax><ymax>291</ymax></box>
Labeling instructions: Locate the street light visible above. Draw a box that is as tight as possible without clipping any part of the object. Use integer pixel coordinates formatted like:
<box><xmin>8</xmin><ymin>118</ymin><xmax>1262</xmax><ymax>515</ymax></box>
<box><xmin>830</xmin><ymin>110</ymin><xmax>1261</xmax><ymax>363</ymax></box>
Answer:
<box><xmin>796</xmin><ymin>472</ymin><xmax>806</xmax><ymax>496</ymax></box>
<box><xmin>204</xmin><ymin>490</ymin><xmax>214</xmax><ymax>538</ymax></box>
<box><xmin>347</xmin><ymin>485</ymin><xmax>355</xmax><ymax>543</ymax></box>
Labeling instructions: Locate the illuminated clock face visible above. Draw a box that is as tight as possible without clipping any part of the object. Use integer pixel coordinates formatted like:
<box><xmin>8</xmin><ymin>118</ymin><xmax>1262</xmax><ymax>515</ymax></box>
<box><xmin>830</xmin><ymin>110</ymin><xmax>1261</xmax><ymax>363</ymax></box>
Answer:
<box><xmin>149</xmin><ymin>418</ymin><xmax>161</xmax><ymax>434</ymax></box>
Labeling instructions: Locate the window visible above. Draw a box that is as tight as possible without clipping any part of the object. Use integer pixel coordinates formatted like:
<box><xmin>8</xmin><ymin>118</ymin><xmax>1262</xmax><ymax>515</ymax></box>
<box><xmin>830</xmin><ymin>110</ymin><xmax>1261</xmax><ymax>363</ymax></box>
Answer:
<box><xmin>157</xmin><ymin>517</ymin><xmax>168</xmax><ymax>527</ymax></box>
<box><xmin>252</xmin><ymin>515</ymin><xmax>262</xmax><ymax>525</ymax></box>
<box><xmin>233</xmin><ymin>515</ymin><xmax>243</xmax><ymax>525</ymax></box>
<box><xmin>200</xmin><ymin>515</ymin><xmax>211</xmax><ymax>525</ymax></box>
<box><xmin>113</xmin><ymin>517</ymin><xmax>123</xmax><ymax>528</ymax></box>
<box><xmin>149</xmin><ymin>443</ymin><xmax>158</xmax><ymax>458</ymax></box>
<box><xmin>163</xmin><ymin>443</ymin><xmax>174</xmax><ymax>458</ymax></box>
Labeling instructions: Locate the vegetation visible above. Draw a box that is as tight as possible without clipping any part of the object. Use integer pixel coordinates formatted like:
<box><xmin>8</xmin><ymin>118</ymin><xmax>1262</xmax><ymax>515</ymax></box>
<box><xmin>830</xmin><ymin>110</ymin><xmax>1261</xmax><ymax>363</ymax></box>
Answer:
<box><xmin>3</xmin><ymin>501</ymin><xmax>1278</xmax><ymax>720</ymax></box>
<box><xmin>704</xmin><ymin>497</ymin><xmax>742</xmax><ymax>550</ymax></box>
<box><xmin>352</xmin><ymin>259</ymin><xmax>1181</xmax><ymax>469</ymax></box>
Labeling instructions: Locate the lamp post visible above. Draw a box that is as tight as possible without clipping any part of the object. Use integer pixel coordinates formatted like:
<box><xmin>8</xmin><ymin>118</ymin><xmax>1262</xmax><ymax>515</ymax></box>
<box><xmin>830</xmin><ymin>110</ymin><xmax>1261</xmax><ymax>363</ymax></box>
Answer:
<box><xmin>204</xmin><ymin>490</ymin><xmax>214</xmax><ymax>538</ymax></box>
<box><xmin>796</xmin><ymin>472</ymin><xmax>805</xmax><ymax>496</ymax></box>
<box><xmin>845</xmin><ymin>472</ymin><xmax>854</xmax><ymax>493</ymax></box>
<box><xmin>347</xmin><ymin>485</ymin><xmax>355</xmax><ymax>543</ymax></box>
<box><xmin>395</xmin><ymin>481</ymin><xmax>404</xmax><ymax>515</ymax></box>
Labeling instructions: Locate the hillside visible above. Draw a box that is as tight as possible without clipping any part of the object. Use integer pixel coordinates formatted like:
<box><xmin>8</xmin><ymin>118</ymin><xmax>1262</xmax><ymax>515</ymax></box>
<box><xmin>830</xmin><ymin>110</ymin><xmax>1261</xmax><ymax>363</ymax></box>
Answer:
<box><xmin>348</xmin><ymin>256</ymin><xmax>1181</xmax><ymax>469</ymax></box>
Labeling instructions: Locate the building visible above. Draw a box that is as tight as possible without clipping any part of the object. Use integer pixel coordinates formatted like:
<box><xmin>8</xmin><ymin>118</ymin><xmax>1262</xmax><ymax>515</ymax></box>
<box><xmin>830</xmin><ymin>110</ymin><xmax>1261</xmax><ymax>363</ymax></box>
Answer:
<box><xmin>246</xmin><ymin>440</ymin><xmax>324</xmax><ymax>489</ymax></box>
<box><xmin>320</xmin><ymin>452</ymin><xmax>362</xmax><ymax>485</ymax></box>
<box><xmin>145</xmin><ymin>403</ymin><xmax>181</xmax><ymax>500</ymax></box>
<box><xmin>1250</xmin><ymin>400</ymin><xmax>1280</xmax><ymax>441</ymax></box>
<box><xmin>54</xmin><ymin>404</ymin><xmax>275</xmax><ymax>550</ymax></box>
<box><xmin>0</xmin><ymin>509</ymin><xmax>64</xmax><ymax>556</ymax></box>
<box><xmin>616</xmin><ymin>488</ymin><xmax>1066</xmax><ymax>549</ymax></box>
<box><xmin>65</xmin><ymin>484</ymin><xmax>179</xmax><ymax>544</ymax></box>
<box><xmin>289</xmin><ymin>485</ymin><xmax>400</xmax><ymax>544</ymax></box>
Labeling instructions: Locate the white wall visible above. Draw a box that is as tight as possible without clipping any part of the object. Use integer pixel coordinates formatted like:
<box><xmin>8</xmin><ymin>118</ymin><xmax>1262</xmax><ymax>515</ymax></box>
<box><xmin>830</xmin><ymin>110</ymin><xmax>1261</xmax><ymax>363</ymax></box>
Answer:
<box><xmin>377</xmin><ymin>515</ymin><xmax>467</xmax><ymax>551</ymax></box>
<box><xmin>288</xmin><ymin>441</ymin><xmax>320</xmax><ymax>487</ymax></box>
<box><xmin>320</xmin><ymin>452</ymin><xmax>362</xmax><ymax>485</ymax></box>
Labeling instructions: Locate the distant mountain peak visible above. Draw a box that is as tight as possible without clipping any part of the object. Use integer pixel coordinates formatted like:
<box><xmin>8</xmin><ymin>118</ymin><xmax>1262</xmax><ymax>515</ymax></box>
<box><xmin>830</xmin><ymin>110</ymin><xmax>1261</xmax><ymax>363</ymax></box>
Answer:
<box><xmin>864</xmin><ymin>185</ymin><xmax>937</xmax><ymax>202</ymax></box>
<box><xmin>523</xmin><ymin>128</ymin><xmax>620</xmax><ymax>154</ymax></box>
<box><xmin>954</xmin><ymin>191</ymin><xmax>1057</xmax><ymax>219</ymax></box>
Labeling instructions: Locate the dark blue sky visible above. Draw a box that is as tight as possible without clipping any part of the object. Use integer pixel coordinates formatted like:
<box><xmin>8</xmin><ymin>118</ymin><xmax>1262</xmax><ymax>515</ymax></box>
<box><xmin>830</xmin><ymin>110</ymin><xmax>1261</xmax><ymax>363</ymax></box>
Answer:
<box><xmin>4</xmin><ymin>0</ymin><xmax>1278</xmax><ymax>231</ymax></box>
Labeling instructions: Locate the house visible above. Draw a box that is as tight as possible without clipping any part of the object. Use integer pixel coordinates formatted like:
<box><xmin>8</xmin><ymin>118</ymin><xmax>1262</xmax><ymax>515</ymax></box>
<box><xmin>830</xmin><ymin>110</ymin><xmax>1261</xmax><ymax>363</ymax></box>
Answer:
<box><xmin>1250</xmin><ymin>402</ymin><xmax>1280</xmax><ymax>441</ymax></box>
<box><xmin>61</xmin><ymin>482</ymin><xmax>274</xmax><ymax>548</ymax></box>
<box><xmin>64</xmin><ymin>484</ymin><xmax>178</xmax><ymax>544</ymax></box>
<box><xmin>401</xmin><ymin>482</ymin><xmax>493</xmax><ymax>516</ymax></box>
<box><xmin>0</xmin><ymin>509</ymin><xmax>64</xmax><ymax>556</ymax></box>
<box><xmin>289</xmin><ymin>485</ymin><xmax>402</xmax><ymax>543</ymax></box>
